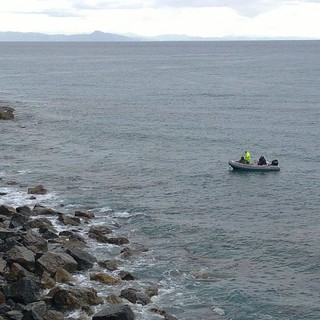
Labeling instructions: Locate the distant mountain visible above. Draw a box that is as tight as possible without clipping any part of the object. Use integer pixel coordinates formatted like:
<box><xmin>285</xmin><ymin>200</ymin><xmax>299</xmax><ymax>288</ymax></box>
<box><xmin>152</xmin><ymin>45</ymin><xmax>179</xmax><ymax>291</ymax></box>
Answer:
<box><xmin>0</xmin><ymin>31</ymin><xmax>132</xmax><ymax>42</ymax></box>
<box><xmin>0</xmin><ymin>31</ymin><xmax>314</xmax><ymax>42</ymax></box>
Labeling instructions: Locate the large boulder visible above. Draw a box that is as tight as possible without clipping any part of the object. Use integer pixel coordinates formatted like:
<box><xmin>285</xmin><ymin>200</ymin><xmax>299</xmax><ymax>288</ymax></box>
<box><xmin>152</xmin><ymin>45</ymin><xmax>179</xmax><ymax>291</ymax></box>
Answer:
<box><xmin>92</xmin><ymin>304</ymin><xmax>135</xmax><ymax>320</ymax></box>
<box><xmin>51</xmin><ymin>287</ymin><xmax>103</xmax><ymax>311</ymax></box>
<box><xmin>23</xmin><ymin>217</ymin><xmax>53</xmax><ymax>230</ymax></box>
<box><xmin>22</xmin><ymin>230</ymin><xmax>48</xmax><ymax>254</ymax></box>
<box><xmin>27</xmin><ymin>185</ymin><xmax>47</xmax><ymax>195</ymax></box>
<box><xmin>9</xmin><ymin>213</ymin><xmax>29</xmax><ymax>228</ymax></box>
<box><xmin>120</xmin><ymin>288</ymin><xmax>151</xmax><ymax>305</ymax></box>
<box><xmin>2</xmin><ymin>277</ymin><xmax>40</xmax><ymax>304</ymax></box>
<box><xmin>4</xmin><ymin>245</ymin><xmax>36</xmax><ymax>272</ymax></box>
<box><xmin>90</xmin><ymin>272</ymin><xmax>119</xmax><ymax>285</ymax></box>
<box><xmin>36</xmin><ymin>251</ymin><xmax>77</xmax><ymax>276</ymax></box>
<box><xmin>0</xmin><ymin>205</ymin><xmax>16</xmax><ymax>217</ymax></box>
<box><xmin>57</xmin><ymin>213</ymin><xmax>81</xmax><ymax>226</ymax></box>
<box><xmin>32</xmin><ymin>205</ymin><xmax>60</xmax><ymax>216</ymax></box>
<box><xmin>66</xmin><ymin>247</ymin><xmax>97</xmax><ymax>271</ymax></box>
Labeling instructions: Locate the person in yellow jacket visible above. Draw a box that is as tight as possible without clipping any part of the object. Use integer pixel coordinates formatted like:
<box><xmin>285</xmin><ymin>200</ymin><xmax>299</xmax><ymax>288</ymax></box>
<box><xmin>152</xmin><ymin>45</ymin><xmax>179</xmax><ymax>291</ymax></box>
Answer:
<box><xmin>244</xmin><ymin>150</ymin><xmax>251</xmax><ymax>164</ymax></box>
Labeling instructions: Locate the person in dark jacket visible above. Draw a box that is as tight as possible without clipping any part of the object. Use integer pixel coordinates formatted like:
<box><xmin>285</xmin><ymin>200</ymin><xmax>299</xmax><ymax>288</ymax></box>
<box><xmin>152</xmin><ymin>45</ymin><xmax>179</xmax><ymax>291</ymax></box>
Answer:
<box><xmin>258</xmin><ymin>156</ymin><xmax>267</xmax><ymax>165</ymax></box>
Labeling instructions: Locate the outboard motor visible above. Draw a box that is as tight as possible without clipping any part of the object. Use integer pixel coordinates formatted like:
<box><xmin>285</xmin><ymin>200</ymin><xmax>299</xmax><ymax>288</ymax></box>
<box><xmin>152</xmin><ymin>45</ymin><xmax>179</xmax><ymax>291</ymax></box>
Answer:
<box><xmin>271</xmin><ymin>159</ymin><xmax>278</xmax><ymax>166</ymax></box>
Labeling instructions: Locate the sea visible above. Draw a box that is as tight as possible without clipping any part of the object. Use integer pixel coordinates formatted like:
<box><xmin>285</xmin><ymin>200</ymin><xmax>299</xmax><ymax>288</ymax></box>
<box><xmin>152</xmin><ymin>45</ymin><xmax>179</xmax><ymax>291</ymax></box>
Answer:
<box><xmin>0</xmin><ymin>41</ymin><xmax>319</xmax><ymax>320</ymax></box>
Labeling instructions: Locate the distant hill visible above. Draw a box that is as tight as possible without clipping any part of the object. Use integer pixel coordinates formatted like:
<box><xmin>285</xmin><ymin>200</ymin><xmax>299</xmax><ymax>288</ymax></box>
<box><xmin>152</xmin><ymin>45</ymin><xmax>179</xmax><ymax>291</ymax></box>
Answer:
<box><xmin>0</xmin><ymin>31</ymin><xmax>314</xmax><ymax>42</ymax></box>
<box><xmin>0</xmin><ymin>31</ymin><xmax>132</xmax><ymax>42</ymax></box>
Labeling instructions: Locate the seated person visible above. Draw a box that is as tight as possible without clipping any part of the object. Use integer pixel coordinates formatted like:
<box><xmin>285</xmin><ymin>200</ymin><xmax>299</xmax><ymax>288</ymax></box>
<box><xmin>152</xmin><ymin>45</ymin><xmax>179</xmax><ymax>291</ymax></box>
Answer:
<box><xmin>258</xmin><ymin>156</ymin><xmax>267</xmax><ymax>165</ymax></box>
<box><xmin>238</xmin><ymin>156</ymin><xmax>246</xmax><ymax>164</ymax></box>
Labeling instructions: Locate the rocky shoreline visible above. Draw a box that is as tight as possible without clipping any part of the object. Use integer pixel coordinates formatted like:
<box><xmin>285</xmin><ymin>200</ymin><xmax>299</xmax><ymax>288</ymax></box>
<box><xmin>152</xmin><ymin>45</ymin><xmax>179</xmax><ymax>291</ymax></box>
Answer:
<box><xmin>0</xmin><ymin>184</ymin><xmax>177</xmax><ymax>320</ymax></box>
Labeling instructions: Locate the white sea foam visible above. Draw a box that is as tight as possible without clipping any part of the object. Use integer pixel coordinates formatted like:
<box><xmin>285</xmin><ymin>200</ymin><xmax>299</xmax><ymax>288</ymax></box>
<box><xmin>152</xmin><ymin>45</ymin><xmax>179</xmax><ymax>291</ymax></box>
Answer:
<box><xmin>212</xmin><ymin>306</ymin><xmax>226</xmax><ymax>316</ymax></box>
<box><xmin>0</xmin><ymin>187</ymin><xmax>59</xmax><ymax>208</ymax></box>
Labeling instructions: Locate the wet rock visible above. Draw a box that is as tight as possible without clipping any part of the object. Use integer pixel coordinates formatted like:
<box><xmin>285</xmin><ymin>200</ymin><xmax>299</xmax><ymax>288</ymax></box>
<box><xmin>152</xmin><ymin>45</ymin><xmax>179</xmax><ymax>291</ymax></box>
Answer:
<box><xmin>120</xmin><ymin>288</ymin><xmax>151</xmax><ymax>305</ymax></box>
<box><xmin>23</xmin><ymin>217</ymin><xmax>53</xmax><ymax>230</ymax></box>
<box><xmin>89</xmin><ymin>225</ymin><xmax>112</xmax><ymax>236</ymax></box>
<box><xmin>32</xmin><ymin>205</ymin><xmax>60</xmax><ymax>216</ymax></box>
<box><xmin>66</xmin><ymin>248</ymin><xmax>96</xmax><ymax>271</ymax></box>
<box><xmin>119</xmin><ymin>271</ymin><xmax>135</xmax><ymax>281</ymax></box>
<box><xmin>150</xmin><ymin>307</ymin><xmax>178</xmax><ymax>320</ymax></box>
<box><xmin>92</xmin><ymin>304</ymin><xmax>135</xmax><ymax>320</ymax></box>
<box><xmin>75</xmin><ymin>210</ymin><xmax>95</xmax><ymax>219</ymax></box>
<box><xmin>59</xmin><ymin>231</ymin><xmax>86</xmax><ymax>243</ymax></box>
<box><xmin>90</xmin><ymin>234</ymin><xmax>129</xmax><ymax>246</ymax></box>
<box><xmin>27</xmin><ymin>185</ymin><xmax>47</xmax><ymax>195</ymax></box>
<box><xmin>0</xmin><ymin>107</ymin><xmax>14</xmax><ymax>120</ymax></box>
<box><xmin>2</xmin><ymin>277</ymin><xmax>40</xmax><ymax>304</ymax></box>
<box><xmin>62</xmin><ymin>238</ymin><xmax>88</xmax><ymax>250</ymax></box>
<box><xmin>107</xmin><ymin>237</ymin><xmax>129</xmax><ymax>245</ymax></box>
<box><xmin>145</xmin><ymin>285</ymin><xmax>159</xmax><ymax>298</ymax></box>
<box><xmin>54</xmin><ymin>267</ymin><xmax>75</xmax><ymax>284</ymax></box>
<box><xmin>0</xmin><ymin>205</ymin><xmax>16</xmax><ymax>217</ymax></box>
<box><xmin>57</xmin><ymin>213</ymin><xmax>81</xmax><ymax>227</ymax></box>
<box><xmin>40</xmin><ymin>229</ymin><xmax>59</xmax><ymax>240</ymax></box>
<box><xmin>120</xmin><ymin>244</ymin><xmax>148</xmax><ymax>259</ymax></box>
<box><xmin>105</xmin><ymin>294</ymin><xmax>123</xmax><ymax>304</ymax></box>
<box><xmin>36</xmin><ymin>251</ymin><xmax>78</xmax><ymax>276</ymax></box>
<box><xmin>98</xmin><ymin>259</ymin><xmax>119</xmax><ymax>271</ymax></box>
<box><xmin>90</xmin><ymin>272</ymin><xmax>119</xmax><ymax>285</ymax></box>
<box><xmin>52</xmin><ymin>287</ymin><xmax>103</xmax><ymax>312</ymax></box>
<box><xmin>16</xmin><ymin>206</ymin><xmax>32</xmax><ymax>216</ymax></box>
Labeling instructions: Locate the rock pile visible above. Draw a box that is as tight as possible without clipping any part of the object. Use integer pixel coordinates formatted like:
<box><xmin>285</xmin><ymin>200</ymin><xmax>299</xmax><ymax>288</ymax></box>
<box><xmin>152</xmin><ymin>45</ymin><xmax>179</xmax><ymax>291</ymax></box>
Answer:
<box><xmin>0</xmin><ymin>185</ymin><xmax>177</xmax><ymax>320</ymax></box>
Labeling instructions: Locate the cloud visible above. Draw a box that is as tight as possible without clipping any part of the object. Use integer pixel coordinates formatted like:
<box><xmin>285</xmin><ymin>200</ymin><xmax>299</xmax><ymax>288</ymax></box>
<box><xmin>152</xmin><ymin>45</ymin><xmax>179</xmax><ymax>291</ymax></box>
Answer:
<box><xmin>70</xmin><ymin>0</ymin><xmax>319</xmax><ymax>17</ymax></box>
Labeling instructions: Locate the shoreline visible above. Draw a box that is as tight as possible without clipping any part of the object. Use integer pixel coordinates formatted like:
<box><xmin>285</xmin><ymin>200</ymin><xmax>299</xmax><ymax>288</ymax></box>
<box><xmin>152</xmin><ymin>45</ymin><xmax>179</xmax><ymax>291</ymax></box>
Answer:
<box><xmin>0</xmin><ymin>184</ymin><xmax>177</xmax><ymax>320</ymax></box>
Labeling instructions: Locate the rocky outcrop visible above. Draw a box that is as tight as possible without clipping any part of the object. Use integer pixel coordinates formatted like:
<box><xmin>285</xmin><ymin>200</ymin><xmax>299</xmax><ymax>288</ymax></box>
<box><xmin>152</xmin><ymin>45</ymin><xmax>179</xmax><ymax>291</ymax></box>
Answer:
<box><xmin>0</xmin><ymin>106</ymin><xmax>14</xmax><ymax>120</ymax></box>
<box><xmin>0</xmin><ymin>185</ymin><xmax>176</xmax><ymax>320</ymax></box>
<box><xmin>27</xmin><ymin>185</ymin><xmax>47</xmax><ymax>195</ymax></box>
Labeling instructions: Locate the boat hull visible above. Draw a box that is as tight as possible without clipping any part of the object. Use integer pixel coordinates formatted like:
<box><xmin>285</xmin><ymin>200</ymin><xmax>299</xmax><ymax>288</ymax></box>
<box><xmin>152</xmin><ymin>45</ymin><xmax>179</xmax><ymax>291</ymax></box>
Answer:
<box><xmin>228</xmin><ymin>160</ymin><xmax>280</xmax><ymax>171</ymax></box>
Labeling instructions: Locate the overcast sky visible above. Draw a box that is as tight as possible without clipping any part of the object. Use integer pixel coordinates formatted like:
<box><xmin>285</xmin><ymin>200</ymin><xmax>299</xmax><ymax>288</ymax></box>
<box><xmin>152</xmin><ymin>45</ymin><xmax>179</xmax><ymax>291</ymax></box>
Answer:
<box><xmin>0</xmin><ymin>0</ymin><xmax>320</xmax><ymax>38</ymax></box>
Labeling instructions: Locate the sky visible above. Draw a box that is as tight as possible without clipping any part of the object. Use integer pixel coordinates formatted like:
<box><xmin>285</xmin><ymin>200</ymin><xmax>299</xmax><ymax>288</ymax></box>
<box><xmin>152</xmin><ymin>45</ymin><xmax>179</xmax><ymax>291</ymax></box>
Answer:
<box><xmin>0</xmin><ymin>0</ymin><xmax>320</xmax><ymax>39</ymax></box>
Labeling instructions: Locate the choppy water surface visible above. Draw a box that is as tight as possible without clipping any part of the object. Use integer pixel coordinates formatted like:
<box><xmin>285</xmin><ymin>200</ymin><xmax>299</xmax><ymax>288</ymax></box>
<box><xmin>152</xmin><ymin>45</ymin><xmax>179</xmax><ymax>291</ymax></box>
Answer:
<box><xmin>1</xmin><ymin>41</ymin><xmax>320</xmax><ymax>319</ymax></box>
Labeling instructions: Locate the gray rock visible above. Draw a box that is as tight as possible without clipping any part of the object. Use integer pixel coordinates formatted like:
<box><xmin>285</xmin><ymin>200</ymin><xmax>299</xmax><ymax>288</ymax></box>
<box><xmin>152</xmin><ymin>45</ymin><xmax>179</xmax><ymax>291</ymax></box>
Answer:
<box><xmin>9</xmin><ymin>213</ymin><xmax>30</xmax><ymax>229</ymax></box>
<box><xmin>57</xmin><ymin>213</ymin><xmax>81</xmax><ymax>226</ymax></box>
<box><xmin>0</xmin><ymin>107</ymin><xmax>14</xmax><ymax>120</ymax></box>
<box><xmin>16</xmin><ymin>206</ymin><xmax>32</xmax><ymax>216</ymax></box>
<box><xmin>52</xmin><ymin>287</ymin><xmax>103</xmax><ymax>312</ymax></box>
<box><xmin>2</xmin><ymin>277</ymin><xmax>40</xmax><ymax>304</ymax></box>
<box><xmin>22</xmin><ymin>230</ymin><xmax>48</xmax><ymax>254</ymax></box>
<box><xmin>92</xmin><ymin>304</ymin><xmax>135</xmax><ymax>320</ymax></box>
<box><xmin>23</xmin><ymin>217</ymin><xmax>53</xmax><ymax>230</ymax></box>
<box><xmin>75</xmin><ymin>210</ymin><xmax>95</xmax><ymax>219</ymax></box>
<box><xmin>5</xmin><ymin>246</ymin><xmax>36</xmax><ymax>272</ymax></box>
<box><xmin>0</xmin><ymin>205</ymin><xmax>16</xmax><ymax>217</ymax></box>
<box><xmin>22</xmin><ymin>301</ymin><xmax>47</xmax><ymax>320</ymax></box>
<box><xmin>36</xmin><ymin>251</ymin><xmax>78</xmax><ymax>276</ymax></box>
<box><xmin>32</xmin><ymin>205</ymin><xmax>60</xmax><ymax>216</ymax></box>
<box><xmin>120</xmin><ymin>288</ymin><xmax>151</xmax><ymax>305</ymax></box>
<box><xmin>66</xmin><ymin>247</ymin><xmax>97</xmax><ymax>271</ymax></box>
<box><xmin>27</xmin><ymin>185</ymin><xmax>47</xmax><ymax>195</ymax></box>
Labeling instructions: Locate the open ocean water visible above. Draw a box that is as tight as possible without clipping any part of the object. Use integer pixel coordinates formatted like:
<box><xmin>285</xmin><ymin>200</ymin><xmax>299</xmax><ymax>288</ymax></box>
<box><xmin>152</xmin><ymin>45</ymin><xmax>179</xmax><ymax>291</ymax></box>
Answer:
<box><xmin>0</xmin><ymin>41</ymin><xmax>320</xmax><ymax>319</ymax></box>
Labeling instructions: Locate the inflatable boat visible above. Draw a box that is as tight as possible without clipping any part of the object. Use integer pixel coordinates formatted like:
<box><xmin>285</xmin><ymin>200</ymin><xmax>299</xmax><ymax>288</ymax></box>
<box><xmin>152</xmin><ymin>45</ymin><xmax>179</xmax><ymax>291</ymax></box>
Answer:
<box><xmin>228</xmin><ymin>160</ymin><xmax>280</xmax><ymax>171</ymax></box>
